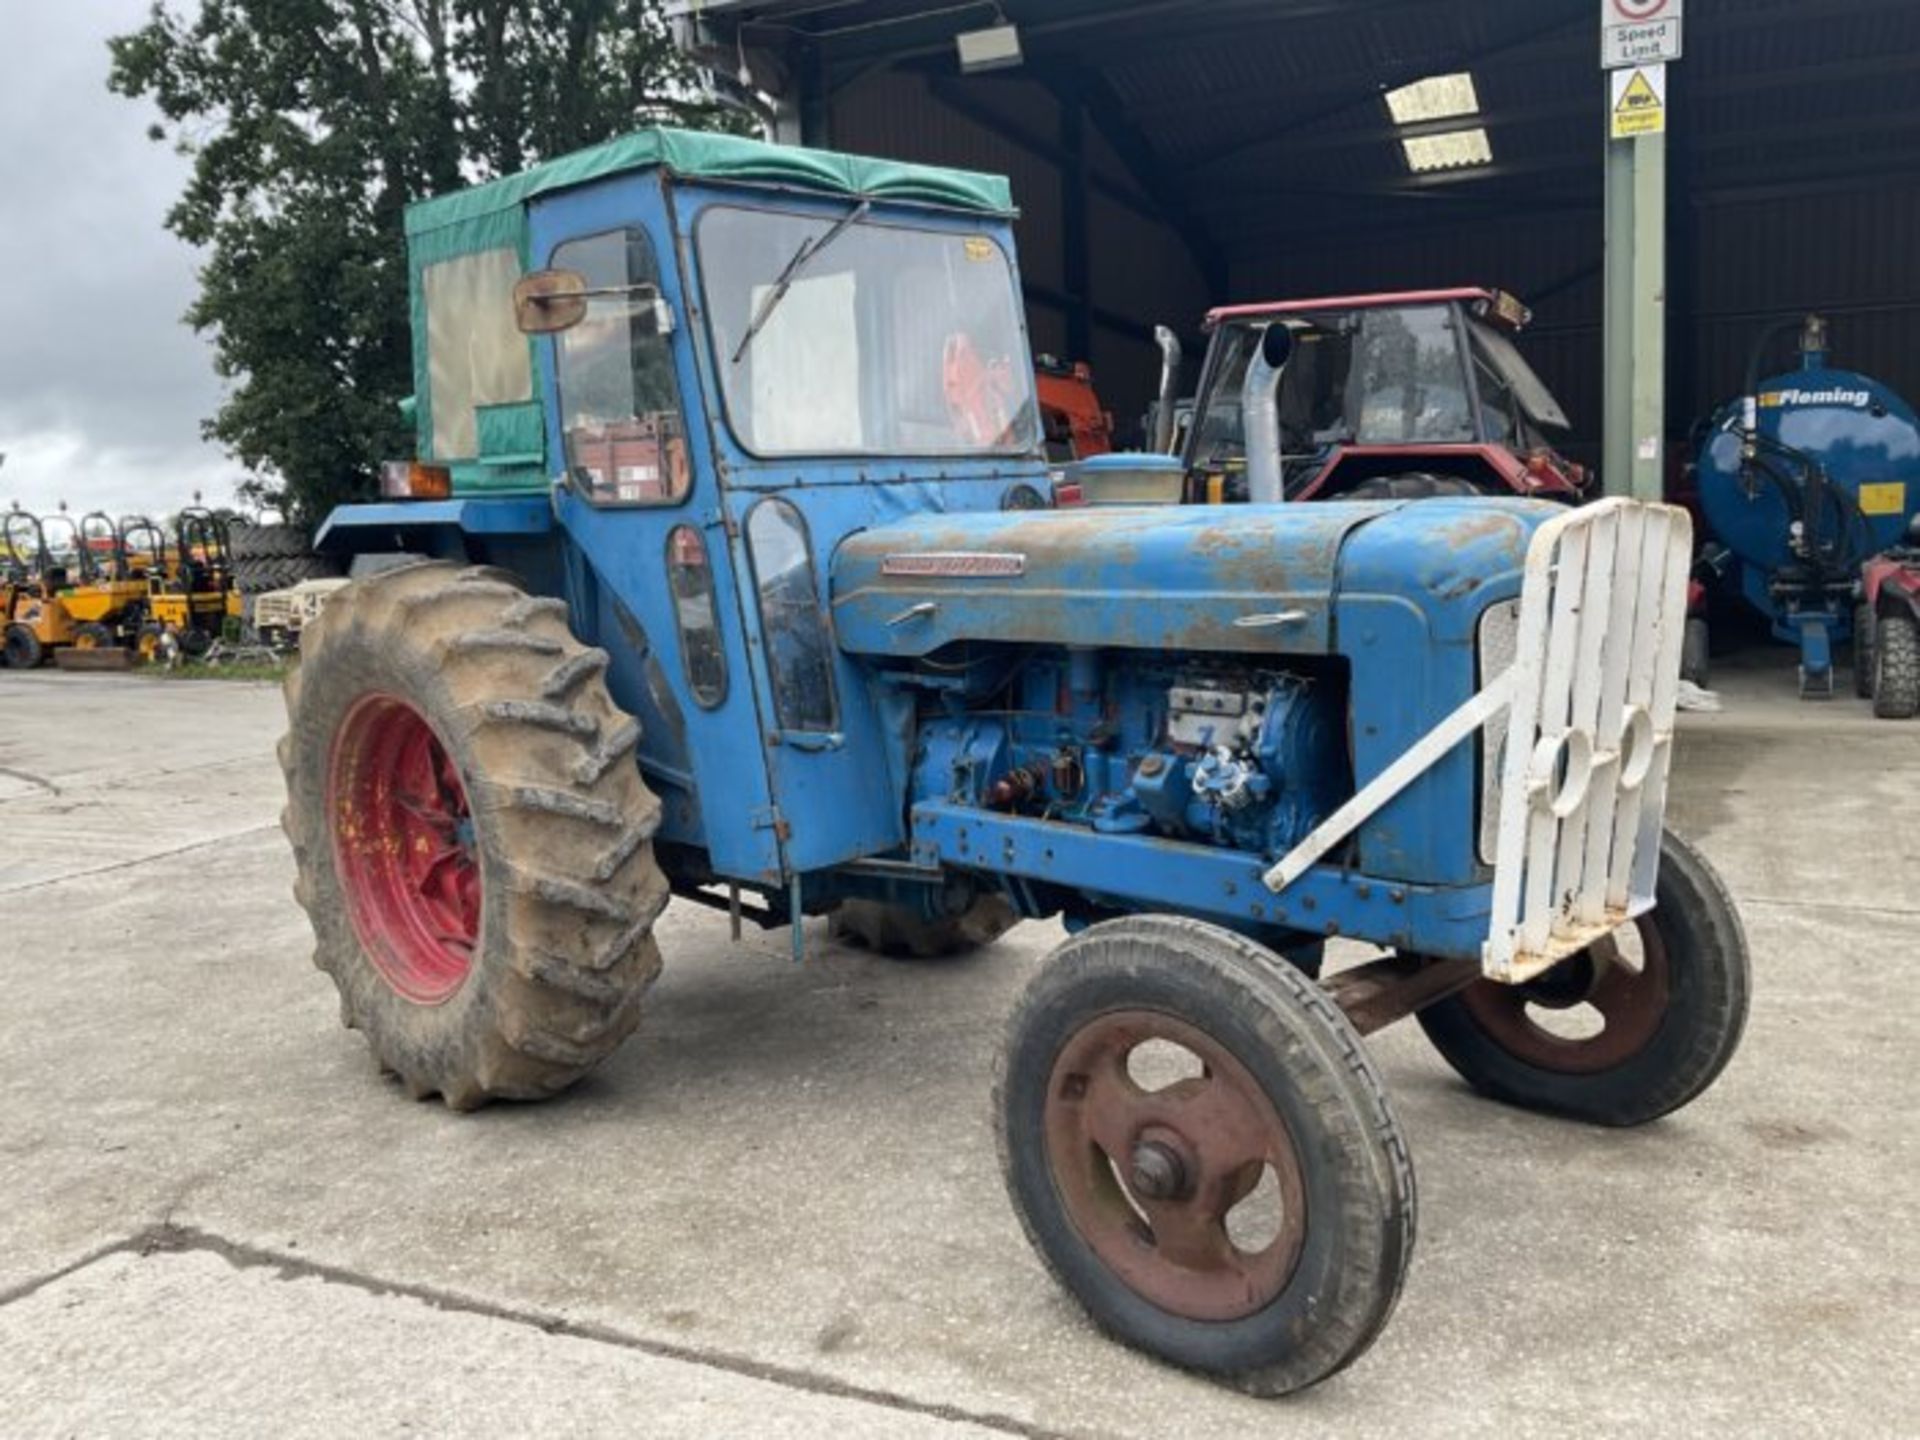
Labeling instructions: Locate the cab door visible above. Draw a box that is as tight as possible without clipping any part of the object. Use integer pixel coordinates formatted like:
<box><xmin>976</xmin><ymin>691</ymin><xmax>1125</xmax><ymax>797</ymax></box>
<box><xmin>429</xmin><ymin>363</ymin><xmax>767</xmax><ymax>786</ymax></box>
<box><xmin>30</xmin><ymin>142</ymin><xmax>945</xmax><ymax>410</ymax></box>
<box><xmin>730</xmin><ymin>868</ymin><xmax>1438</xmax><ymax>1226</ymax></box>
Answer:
<box><xmin>528</xmin><ymin>177</ymin><xmax>785</xmax><ymax>885</ymax></box>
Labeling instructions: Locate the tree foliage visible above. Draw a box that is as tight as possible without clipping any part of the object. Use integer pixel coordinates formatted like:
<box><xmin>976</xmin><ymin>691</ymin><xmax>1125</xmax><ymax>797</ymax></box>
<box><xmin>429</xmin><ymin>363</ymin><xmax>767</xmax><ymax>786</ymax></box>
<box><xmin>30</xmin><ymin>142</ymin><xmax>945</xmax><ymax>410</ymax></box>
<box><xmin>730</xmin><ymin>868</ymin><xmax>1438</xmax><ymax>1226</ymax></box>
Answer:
<box><xmin>110</xmin><ymin>1</ymin><xmax>736</xmax><ymax>528</ymax></box>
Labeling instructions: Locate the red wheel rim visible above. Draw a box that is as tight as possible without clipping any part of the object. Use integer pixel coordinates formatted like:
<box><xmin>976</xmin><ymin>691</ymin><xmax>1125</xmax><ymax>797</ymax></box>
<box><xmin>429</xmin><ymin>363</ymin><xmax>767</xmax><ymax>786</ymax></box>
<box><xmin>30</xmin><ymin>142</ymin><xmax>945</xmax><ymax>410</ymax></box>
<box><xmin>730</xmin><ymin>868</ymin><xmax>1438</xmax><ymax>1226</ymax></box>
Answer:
<box><xmin>1458</xmin><ymin>915</ymin><xmax>1671</xmax><ymax>1073</ymax></box>
<box><xmin>329</xmin><ymin>694</ymin><xmax>481</xmax><ymax>1004</ymax></box>
<box><xmin>1043</xmin><ymin>1010</ymin><xmax>1308</xmax><ymax>1322</ymax></box>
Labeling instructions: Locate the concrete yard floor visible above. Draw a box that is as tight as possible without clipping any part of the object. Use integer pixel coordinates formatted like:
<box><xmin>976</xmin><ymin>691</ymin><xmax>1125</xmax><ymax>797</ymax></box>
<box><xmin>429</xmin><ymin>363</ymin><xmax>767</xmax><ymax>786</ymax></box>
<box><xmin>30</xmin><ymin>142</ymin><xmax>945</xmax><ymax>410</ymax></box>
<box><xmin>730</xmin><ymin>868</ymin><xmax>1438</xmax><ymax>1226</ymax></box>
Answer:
<box><xmin>1</xmin><ymin>662</ymin><xmax>1914</xmax><ymax>1437</ymax></box>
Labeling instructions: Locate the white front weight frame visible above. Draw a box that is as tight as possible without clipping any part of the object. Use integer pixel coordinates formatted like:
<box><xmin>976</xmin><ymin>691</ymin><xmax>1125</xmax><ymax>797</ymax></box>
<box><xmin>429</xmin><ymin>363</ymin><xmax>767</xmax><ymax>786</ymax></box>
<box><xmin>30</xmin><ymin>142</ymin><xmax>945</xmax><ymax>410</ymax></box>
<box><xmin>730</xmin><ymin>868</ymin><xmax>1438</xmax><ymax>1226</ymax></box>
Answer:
<box><xmin>1262</xmin><ymin>498</ymin><xmax>1693</xmax><ymax>985</ymax></box>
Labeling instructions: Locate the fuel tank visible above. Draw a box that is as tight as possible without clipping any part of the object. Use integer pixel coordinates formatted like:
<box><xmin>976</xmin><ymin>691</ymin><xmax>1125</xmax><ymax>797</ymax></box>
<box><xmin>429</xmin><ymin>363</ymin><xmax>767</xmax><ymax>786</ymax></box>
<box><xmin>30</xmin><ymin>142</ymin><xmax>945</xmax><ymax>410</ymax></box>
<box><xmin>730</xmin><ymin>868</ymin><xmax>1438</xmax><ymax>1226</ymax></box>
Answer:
<box><xmin>830</xmin><ymin>499</ymin><xmax>1552</xmax><ymax>657</ymax></box>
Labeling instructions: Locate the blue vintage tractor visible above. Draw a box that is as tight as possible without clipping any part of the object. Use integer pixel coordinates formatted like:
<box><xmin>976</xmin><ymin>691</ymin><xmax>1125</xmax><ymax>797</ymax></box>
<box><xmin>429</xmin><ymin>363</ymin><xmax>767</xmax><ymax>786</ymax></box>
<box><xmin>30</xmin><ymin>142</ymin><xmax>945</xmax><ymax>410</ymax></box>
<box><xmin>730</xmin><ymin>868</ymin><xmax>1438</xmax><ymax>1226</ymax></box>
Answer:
<box><xmin>284</xmin><ymin>128</ymin><xmax>1749</xmax><ymax>1395</ymax></box>
<box><xmin>1693</xmin><ymin>315</ymin><xmax>1920</xmax><ymax>696</ymax></box>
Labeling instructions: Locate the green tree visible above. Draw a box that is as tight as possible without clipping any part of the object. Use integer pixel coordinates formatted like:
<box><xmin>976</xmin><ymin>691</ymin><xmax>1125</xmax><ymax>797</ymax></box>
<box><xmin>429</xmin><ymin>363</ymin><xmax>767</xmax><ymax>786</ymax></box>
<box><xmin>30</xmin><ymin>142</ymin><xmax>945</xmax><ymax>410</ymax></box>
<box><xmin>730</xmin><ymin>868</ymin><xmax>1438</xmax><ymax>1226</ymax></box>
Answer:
<box><xmin>110</xmin><ymin>1</ymin><xmax>736</xmax><ymax>528</ymax></box>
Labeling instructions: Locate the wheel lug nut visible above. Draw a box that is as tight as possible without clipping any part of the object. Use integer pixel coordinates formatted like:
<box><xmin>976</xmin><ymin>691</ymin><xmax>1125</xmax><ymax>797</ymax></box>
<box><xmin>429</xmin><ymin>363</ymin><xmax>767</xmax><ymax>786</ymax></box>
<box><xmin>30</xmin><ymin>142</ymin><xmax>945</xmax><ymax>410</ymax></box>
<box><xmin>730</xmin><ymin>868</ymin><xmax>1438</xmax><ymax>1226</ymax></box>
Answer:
<box><xmin>1129</xmin><ymin>1140</ymin><xmax>1187</xmax><ymax>1201</ymax></box>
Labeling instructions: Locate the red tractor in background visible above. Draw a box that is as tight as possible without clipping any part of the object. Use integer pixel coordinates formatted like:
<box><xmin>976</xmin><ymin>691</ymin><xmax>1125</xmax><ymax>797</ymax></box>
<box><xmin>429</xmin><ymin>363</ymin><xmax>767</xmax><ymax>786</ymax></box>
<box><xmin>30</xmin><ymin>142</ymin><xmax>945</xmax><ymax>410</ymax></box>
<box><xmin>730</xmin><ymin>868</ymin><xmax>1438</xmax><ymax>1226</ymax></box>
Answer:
<box><xmin>1173</xmin><ymin>287</ymin><xmax>1591</xmax><ymax>505</ymax></box>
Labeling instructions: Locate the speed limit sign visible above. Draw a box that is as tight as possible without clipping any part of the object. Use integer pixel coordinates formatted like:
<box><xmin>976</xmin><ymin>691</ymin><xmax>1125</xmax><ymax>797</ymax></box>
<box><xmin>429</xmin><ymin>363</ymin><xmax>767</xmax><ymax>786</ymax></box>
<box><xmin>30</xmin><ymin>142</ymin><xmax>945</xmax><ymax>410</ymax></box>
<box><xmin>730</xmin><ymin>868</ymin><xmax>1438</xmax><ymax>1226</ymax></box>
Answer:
<box><xmin>1602</xmin><ymin>0</ymin><xmax>1683</xmax><ymax>67</ymax></box>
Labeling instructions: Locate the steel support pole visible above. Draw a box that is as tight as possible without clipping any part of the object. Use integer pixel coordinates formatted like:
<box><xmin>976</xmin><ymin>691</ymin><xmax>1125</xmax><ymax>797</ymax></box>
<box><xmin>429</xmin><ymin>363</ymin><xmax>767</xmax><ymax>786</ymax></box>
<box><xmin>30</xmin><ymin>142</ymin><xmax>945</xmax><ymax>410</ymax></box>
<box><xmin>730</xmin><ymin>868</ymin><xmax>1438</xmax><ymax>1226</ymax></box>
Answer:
<box><xmin>1603</xmin><ymin>131</ymin><xmax>1667</xmax><ymax>502</ymax></box>
<box><xmin>1602</xmin><ymin>140</ymin><xmax>1633</xmax><ymax>496</ymax></box>
<box><xmin>1630</xmin><ymin>133</ymin><xmax>1667</xmax><ymax>502</ymax></box>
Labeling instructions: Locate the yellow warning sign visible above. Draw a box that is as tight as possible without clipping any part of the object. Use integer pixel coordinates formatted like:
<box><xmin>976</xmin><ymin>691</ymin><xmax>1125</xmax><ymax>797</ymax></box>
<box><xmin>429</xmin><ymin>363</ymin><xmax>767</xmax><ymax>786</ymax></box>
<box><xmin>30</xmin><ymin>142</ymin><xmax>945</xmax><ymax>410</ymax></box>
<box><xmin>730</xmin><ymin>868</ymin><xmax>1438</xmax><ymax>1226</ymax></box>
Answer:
<box><xmin>1859</xmin><ymin>482</ymin><xmax>1907</xmax><ymax>517</ymax></box>
<box><xmin>1610</xmin><ymin>64</ymin><xmax>1666</xmax><ymax>139</ymax></box>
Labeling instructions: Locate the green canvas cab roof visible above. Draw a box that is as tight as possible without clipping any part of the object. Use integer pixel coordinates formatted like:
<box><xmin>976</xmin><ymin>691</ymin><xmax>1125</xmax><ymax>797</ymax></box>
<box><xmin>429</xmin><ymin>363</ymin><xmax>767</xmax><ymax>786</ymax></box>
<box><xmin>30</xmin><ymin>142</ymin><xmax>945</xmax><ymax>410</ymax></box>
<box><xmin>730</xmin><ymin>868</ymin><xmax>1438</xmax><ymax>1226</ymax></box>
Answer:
<box><xmin>404</xmin><ymin>125</ymin><xmax>1014</xmax><ymax>244</ymax></box>
<box><xmin>402</xmin><ymin>127</ymin><xmax>1016</xmax><ymax>498</ymax></box>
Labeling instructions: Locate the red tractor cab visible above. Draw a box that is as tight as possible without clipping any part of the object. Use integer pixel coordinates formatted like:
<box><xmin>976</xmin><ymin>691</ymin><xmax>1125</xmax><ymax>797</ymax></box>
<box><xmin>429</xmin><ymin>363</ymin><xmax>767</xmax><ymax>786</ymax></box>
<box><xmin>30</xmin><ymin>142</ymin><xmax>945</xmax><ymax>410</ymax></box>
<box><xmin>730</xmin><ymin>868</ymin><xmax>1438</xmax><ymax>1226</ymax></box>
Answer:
<box><xmin>1179</xmin><ymin>287</ymin><xmax>1590</xmax><ymax>504</ymax></box>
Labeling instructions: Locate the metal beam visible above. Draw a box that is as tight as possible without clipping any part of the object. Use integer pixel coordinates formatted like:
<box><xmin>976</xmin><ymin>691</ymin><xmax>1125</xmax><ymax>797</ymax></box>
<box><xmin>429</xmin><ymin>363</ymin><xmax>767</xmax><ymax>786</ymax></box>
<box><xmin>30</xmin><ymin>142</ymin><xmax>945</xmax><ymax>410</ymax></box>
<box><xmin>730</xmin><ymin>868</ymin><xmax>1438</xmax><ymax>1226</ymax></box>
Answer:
<box><xmin>1021</xmin><ymin>282</ymin><xmax>1157</xmax><ymax>345</ymax></box>
<box><xmin>922</xmin><ymin>74</ymin><xmax>1169</xmax><ymax>232</ymax></box>
<box><xmin>1044</xmin><ymin>64</ymin><xmax>1228</xmax><ymax>294</ymax></box>
<box><xmin>1058</xmin><ymin>74</ymin><xmax>1092</xmax><ymax>361</ymax></box>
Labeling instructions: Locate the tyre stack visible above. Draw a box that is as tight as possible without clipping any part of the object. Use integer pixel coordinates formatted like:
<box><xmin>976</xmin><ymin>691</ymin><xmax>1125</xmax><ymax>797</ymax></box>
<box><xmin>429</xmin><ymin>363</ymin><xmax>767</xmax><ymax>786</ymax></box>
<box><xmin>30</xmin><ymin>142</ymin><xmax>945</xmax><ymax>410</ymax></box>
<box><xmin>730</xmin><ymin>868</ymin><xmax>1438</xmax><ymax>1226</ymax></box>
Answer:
<box><xmin>230</xmin><ymin>522</ymin><xmax>340</xmax><ymax>608</ymax></box>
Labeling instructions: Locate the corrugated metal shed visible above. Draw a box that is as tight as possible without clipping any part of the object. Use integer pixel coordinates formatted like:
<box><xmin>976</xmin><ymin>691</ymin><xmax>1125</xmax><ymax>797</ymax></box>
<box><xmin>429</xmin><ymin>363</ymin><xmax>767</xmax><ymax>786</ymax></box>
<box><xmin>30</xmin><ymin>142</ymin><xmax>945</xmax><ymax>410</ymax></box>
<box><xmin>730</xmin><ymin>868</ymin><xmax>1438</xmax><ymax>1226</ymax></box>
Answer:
<box><xmin>676</xmin><ymin>0</ymin><xmax>1920</xmax><ymax>453</ymax></box>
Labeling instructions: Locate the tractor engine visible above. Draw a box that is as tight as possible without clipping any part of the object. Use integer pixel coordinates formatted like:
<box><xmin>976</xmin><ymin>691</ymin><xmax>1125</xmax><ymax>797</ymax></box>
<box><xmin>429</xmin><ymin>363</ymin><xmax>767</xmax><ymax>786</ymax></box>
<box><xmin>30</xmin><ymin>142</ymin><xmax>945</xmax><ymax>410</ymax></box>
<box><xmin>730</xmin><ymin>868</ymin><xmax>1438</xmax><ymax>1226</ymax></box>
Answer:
<box><xmin>909</xmin><ymin>650</ymin><xmax>1351</xmax><ymax>863</ymax></box>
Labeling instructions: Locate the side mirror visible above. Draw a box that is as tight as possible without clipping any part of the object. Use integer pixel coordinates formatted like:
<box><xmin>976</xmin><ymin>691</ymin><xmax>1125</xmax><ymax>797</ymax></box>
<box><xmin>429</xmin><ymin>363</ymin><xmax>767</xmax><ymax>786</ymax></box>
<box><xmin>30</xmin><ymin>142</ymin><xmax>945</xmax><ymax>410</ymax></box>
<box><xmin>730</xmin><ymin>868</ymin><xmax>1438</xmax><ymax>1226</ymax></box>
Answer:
<box><xmin>514</xmin><ymin>269</ymin><xmax>590</xmax><ymax>334</ymax></box>
<box><xmin>514</xmin><ymin>269</ymin><xmax>675</xmax><ymax>338</ymax></box>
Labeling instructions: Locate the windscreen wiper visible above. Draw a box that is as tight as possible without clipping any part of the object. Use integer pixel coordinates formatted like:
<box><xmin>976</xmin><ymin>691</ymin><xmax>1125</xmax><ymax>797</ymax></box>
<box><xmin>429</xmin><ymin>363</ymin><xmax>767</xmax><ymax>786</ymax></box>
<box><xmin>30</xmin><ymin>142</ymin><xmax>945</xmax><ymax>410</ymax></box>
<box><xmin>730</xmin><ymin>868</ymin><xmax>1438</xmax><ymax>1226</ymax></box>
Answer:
<box><xmin>730</xmin><ymin>200</ymin><xmax>871</xmax><ymax>364</ymax></box>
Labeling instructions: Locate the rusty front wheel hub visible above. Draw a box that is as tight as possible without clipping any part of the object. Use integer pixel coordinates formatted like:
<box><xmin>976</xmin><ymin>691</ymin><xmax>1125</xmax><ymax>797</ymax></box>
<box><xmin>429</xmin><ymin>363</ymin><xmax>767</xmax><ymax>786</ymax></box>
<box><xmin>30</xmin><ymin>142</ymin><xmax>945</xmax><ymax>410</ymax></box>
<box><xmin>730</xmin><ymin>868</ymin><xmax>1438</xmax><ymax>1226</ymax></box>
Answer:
<box><xmin>1043</xmin><ymin>1010</ymin><xmax>1307</xmax><ymax>1322</ymax></box>
<box><xmin>1460</xmin><ymin>914</ymin><xmax>1671</xmax><ymax>1073</ymax></box>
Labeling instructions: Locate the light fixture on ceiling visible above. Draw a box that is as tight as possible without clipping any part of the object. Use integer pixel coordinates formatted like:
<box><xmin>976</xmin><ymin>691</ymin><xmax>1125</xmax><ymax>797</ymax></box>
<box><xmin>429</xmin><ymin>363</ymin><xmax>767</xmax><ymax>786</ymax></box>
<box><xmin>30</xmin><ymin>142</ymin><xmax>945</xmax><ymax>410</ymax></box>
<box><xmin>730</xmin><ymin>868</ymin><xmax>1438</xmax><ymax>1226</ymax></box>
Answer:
<box><xmin>1402</xmin><ymin>128</ymin><xmax>1494</xmax><ymax>174</ymax></box>
<box><xmin>957</xmin><ymin>8</ymin><xmax>1022</xmax><ymax>73</ymax></box>
<box><xmin>1384</xmin><ymin>72</ymin><xmax>1481</xmax><ymax>125</ymax></box>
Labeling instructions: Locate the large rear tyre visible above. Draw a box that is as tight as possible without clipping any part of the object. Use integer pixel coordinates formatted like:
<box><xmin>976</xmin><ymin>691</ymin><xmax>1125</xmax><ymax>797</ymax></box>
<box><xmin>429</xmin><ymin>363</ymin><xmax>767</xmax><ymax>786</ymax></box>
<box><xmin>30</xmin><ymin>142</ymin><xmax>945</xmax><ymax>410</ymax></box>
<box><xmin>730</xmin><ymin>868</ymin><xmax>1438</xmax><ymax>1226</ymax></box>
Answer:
<box><xmin>996</xmin><ymin>916</ymin><xmax>1414</xmax><ymax>1396</ymax></box>
<box><xmin>1417</xmin><ymin>829</ymin><xmax>1749</xmax><ymax>1126</ymax></box>
<box><xmin>830</xmin><ymin>893</ymin><xmax>1017</xmax><ymax>959</ymax></box>
<box><xmin>73</xmin><ymin>622</ymin><xmax>118</xmax><ymax>651</ymax></box>
<box><xmin>230</xmin><ymin>522</ymin><xmax>311</xmax><ymax>561</ymax></box>
<box><xmin>279</xmin><ymin>562</ymin><xmax>668</xmax><ymax>1108</ymax></box>
<box><xmin>1872</xmin><ymin>612</ymin><xmax>1920</xmax><ymax>719</ymax></box>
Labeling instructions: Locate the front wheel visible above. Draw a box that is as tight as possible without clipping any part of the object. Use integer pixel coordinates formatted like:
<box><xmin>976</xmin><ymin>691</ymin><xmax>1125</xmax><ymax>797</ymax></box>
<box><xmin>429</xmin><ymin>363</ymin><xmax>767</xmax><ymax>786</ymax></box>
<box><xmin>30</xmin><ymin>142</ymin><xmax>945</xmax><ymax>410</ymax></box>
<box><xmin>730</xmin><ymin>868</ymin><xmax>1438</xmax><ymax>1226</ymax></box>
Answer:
<box><xmin>996</xmin><ymin>916</ymin><xmax>1414</xmax><ymax>1395</ymax></box>
<box><xmin>1418</xmin><ymin>829</ymin><xmax>1749</xmax><ymax>1126</ymax></box>
<box><xmin>4</xmin><ymin>623</ymin><xmax>44</xmax><ymax>669</ymax></box>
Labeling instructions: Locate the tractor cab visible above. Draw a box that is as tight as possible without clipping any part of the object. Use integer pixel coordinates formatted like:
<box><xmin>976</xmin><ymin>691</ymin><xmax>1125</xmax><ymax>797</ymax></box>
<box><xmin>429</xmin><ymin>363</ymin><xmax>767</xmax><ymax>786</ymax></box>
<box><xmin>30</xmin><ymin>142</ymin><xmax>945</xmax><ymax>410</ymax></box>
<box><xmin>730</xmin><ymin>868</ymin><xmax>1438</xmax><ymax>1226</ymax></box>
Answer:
<box><xmin>1180</xmin><ymin>288</ymin><xmax>1587</xmax><ymax>504</ymax></box>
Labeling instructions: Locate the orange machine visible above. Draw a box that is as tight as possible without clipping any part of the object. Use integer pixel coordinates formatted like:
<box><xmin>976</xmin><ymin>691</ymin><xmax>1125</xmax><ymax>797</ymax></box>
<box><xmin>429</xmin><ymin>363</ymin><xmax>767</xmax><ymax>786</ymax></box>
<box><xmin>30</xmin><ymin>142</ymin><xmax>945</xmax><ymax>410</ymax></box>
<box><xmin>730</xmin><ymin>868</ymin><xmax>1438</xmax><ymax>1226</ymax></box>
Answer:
<box><xmin>1034</xmin><ymin>355</ymin><xmax>1114</xmax><ymax>462</ymax></box>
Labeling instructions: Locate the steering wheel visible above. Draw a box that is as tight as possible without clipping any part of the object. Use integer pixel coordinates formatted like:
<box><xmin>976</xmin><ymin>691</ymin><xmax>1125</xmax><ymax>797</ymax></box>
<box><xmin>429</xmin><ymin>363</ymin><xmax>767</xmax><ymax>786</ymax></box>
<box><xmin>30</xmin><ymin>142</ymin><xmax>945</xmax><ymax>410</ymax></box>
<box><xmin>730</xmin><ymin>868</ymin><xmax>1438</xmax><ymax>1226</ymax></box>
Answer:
<box><xmin>943</xmin><ymin>332</ymin><xmax>1016</xmax><ymax>448</ymax></box>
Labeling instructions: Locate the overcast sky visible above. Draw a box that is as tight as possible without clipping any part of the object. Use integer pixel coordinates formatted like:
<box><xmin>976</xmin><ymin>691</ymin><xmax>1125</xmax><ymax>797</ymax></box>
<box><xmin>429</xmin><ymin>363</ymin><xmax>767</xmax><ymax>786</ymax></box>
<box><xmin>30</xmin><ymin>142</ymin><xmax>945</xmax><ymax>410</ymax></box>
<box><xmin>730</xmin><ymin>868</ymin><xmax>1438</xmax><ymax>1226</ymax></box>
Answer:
<box><xmin>0</xmin><ymin>3</ymin><xmax>246</xmax><ymax>519</ymax></box>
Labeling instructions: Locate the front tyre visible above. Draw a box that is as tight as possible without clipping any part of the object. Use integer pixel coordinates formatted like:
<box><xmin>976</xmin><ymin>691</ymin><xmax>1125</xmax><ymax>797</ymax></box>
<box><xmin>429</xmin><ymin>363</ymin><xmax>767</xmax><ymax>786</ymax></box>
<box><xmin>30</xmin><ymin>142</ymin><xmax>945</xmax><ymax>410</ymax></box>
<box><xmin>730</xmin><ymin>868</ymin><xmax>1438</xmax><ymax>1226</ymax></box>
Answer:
<box><xmin>1418</xmin><ymin>829</ymin><xmax>1749</xmax><ymax>1126</ymax></box>
<box><xmin>280</xmin><ymin>563</ymin><xmax>668</xmax><ymax>1108</ymax></box>
<box><xmin>996</xmin><ymin>916</ymin><xmax>1414</xmax><ymax>1396</ymax></box>
<box><xmin>4</xmin><ymin>623</ymin><xmax>44</xmax><ymax>669</ymax></box>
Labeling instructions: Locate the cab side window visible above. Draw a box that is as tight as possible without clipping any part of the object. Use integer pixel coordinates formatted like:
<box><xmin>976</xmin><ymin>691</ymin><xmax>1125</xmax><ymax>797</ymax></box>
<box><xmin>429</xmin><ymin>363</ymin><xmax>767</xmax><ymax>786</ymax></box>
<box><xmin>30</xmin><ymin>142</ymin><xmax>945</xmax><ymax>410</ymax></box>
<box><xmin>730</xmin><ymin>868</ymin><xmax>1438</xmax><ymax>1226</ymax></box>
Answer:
<box><xmin>552</xmin><ymin>228</ymin><xmax>690</xmax><ymax>506</ymax></box>
<box><xmin>746</xmin><ymin>499</ymin><xmax>836</xmax><ymax>733</ymax></box>
<box><xmin>666</xmin><ymin>525</ymin><xmax>727</xmax><ymax>708</ymax></box>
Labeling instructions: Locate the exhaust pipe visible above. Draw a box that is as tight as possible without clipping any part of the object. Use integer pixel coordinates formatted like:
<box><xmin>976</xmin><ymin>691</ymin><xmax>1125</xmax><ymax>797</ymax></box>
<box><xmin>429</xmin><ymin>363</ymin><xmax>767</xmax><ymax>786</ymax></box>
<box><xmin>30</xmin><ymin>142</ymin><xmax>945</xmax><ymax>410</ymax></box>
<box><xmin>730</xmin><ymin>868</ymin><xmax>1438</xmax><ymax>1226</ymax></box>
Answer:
<box><xmin>1151</xmin><ymin>325</ymin><xmax>1183</xmax><ymax>455</ymax></box>
<box><xmin>1242</xmin><ymin>324</ymin><xmax>1294</xmax><ymax>504</ymax></box>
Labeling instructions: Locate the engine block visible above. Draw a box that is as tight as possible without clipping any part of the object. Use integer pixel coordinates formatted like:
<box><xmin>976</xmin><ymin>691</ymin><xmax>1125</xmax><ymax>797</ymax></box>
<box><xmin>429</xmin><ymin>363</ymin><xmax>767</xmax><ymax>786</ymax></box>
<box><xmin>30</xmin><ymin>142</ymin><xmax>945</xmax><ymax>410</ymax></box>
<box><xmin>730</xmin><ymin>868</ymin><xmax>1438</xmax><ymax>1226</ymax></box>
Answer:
<box><xmin>908</xmin><ymin>651</ymin><xmax>1352</xmax><ymax>862</ymax></box>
